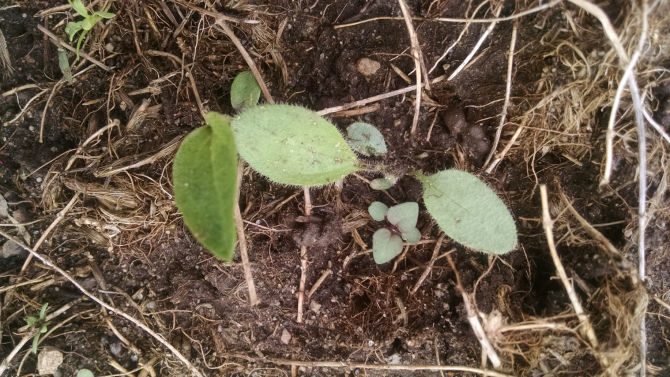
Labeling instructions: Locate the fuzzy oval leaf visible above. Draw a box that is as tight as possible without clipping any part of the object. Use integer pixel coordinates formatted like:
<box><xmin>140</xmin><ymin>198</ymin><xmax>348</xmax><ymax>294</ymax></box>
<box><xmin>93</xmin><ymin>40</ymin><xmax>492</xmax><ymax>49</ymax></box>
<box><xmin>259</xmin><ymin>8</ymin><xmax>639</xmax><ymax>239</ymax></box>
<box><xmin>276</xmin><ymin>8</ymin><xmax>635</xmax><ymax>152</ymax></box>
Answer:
<box><xmin>401</xmin><ymin>227</ymin><xmax>421</xmax><ymax>244</ymax></box>
<box><xmin>347</xmin><ymin>122</ymin><xmax>387</xmax><ymax>156</ymax></box>
<box><xmin>230</xmin><ymin>71</ymin><xmax>261</xmax><ymax>111</ymax></box>
<box><xmin>387</xmin><ymin>202</ymin><xmax>419</xmax><ymax>233</ymax></box>
<box><xmin>231</xmin><ymin>104</ymin><xmax>360</xmax><ymax>186</ymax></box>
<box><xmin>368</xmin><ymin>201</ymin><xmax>389</xmax><ymax>221</ymax></box>
<box><xmin>173</xmin><ymin>113</ymin><xmax>238</xmax><ymax>261</ymax></box>
<box><xmin>370</xmin><ymin>178</ymin><xmax>393</xmax><ymax>190</ymax></box>
<box><xmin>421</xmin><ymin>170</ymin><xmax>517</xmax><ymax>254</ymax></box>
<box><xmin>77</xmin><ymin>369</ymin><xmax>95</xmax><ymax>377</ymax></box>
<box><xmin>372</xmin><ymin>228</ymin><xmax>404</xmax><ymax>264</ymax></box>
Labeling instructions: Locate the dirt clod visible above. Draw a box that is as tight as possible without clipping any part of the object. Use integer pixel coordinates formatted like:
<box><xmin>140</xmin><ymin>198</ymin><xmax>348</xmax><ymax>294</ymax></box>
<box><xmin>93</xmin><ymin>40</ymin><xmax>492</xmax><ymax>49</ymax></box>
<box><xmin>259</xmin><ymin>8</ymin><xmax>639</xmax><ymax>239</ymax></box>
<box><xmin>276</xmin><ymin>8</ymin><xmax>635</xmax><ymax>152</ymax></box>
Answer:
<box><xmin>37</xmin><ymin>346</ymin><xmax>63</xmax><ymax>375</ymax></box>
<box><xmin>357</xmin><ymin>57</ymin><xmax>381</xmax><ymax>77</ymax></box>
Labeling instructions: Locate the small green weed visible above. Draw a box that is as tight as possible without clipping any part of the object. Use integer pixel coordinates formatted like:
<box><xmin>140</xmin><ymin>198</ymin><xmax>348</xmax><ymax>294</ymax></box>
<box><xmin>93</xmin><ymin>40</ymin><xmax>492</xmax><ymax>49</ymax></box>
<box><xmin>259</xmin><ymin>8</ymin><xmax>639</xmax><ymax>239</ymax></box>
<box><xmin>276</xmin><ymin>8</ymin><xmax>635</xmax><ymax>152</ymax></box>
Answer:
<box><xmin>25</xmin><ymin>303</ymin><xmax>49</xmax><ymax>354</ymax></box>
<box><xmin>368</xmin><ymin>202</ymin><xmax>421</xmax><ymax>264</ymax></box>
<box><xmin>65</xmin><ymin>0</ymin><xmax>115</xmax><ymax>60</ymax></box>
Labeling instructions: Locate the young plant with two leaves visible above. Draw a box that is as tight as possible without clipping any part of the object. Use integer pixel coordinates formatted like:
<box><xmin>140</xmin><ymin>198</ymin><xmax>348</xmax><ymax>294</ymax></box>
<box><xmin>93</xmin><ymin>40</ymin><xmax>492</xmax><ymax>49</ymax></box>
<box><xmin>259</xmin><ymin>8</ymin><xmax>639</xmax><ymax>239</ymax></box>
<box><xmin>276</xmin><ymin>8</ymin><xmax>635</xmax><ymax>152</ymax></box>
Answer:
<box><xmin>65</xmin><ymin>0</ymin><xmax>115</xmax><ymax>59</ymax></box>
<box><xmin>173</xmin><ymin>72</ymin><xmax>517</xmax><ymax>265</ymax></box>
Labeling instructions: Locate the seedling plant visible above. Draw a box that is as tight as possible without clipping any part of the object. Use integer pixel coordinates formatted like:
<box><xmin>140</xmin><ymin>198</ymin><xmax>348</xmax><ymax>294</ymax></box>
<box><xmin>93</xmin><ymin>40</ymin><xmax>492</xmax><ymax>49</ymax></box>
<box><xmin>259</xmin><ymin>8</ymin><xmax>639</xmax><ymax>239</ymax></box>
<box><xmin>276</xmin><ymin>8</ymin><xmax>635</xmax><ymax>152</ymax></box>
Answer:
<box><xmin>65</xmin><ymin>0</ymin><xmax>116</xmax><ymax>60</ymax></box>
<box><xmin>173</xmin><ymin>71</ymin><xmax>517</xmax><ymax>264</ymax></box>
<box><xmin>25</xmin><ymin>303</ymin><xmax>49</xmax><ymax>354</ymax></box>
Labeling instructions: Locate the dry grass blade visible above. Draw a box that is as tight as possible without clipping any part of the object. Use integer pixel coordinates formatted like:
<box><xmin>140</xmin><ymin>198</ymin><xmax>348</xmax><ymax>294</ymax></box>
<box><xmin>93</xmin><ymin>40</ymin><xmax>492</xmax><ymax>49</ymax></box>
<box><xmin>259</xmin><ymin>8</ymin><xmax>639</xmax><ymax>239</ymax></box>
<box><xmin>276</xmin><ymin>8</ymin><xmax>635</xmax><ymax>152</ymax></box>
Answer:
<box><xmin>484</xmin><ymin>21</ymin><xmax>517</xmax><ymax>167</ymax></box>
<box><xmin>539</xmin><ymin>186</ymin><xmax>601</xmax><ymax>356</ymax></box>
<box><xmin>37</xmin><ymin>24</ymin><xmax>111</xmax><ymax>72</ymax></box>
<box><xmin>235</xmin><ymin>162</ymin><xmax>259</xmax><ymax>306</ymax></box>
<box><xmin>0</xmin><ymin>26</ymin><xmax>13</xmax><ymax>74</ymax></box>
<box><xmin>397</xmin><ymin>0</ymin><xmax>425</xmax><ymax>137</ymax></box>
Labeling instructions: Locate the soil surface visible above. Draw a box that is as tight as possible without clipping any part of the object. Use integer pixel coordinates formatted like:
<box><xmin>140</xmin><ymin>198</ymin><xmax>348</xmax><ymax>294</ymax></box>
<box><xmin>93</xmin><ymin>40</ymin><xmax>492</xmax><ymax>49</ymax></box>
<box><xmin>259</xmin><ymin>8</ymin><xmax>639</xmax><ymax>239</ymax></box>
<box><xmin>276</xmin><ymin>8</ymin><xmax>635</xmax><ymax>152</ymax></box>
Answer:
<box><xmin>2</xmin><ymin>1</ymin><xmax>668</xmax><ymax>377</ymax></box>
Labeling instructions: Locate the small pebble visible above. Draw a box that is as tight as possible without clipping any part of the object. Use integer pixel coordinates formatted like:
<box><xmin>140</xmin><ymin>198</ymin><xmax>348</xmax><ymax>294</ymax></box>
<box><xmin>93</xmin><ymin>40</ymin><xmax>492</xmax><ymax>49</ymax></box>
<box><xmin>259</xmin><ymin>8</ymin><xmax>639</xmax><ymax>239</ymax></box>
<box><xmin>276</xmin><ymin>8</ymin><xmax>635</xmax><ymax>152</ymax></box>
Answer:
<box><xmin>357</xmin><ymin>57</ymin><xmax>381</xmax><ymax>76</ymax></box>
<box><xmin>442</xmin><ymin>108</ymin><xmax>467</xmax><ymax>134</ymax></box>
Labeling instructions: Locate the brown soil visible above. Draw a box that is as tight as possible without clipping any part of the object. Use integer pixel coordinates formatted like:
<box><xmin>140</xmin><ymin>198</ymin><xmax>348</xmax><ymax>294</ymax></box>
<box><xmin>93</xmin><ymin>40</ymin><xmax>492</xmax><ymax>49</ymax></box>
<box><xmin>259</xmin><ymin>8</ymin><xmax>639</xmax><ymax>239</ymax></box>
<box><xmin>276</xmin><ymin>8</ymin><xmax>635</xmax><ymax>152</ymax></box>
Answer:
<box><xmin>2</xmin><ymin>1</ymin><xmax>669</xmax><ymax>377</ymax></box>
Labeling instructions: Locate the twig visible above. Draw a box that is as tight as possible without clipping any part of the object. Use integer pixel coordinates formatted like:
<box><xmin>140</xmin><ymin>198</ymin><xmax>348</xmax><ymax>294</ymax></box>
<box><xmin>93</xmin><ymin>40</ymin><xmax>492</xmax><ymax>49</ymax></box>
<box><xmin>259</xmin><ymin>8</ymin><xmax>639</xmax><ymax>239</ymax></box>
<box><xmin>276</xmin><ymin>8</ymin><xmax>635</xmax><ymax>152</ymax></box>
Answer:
<box><xmin>484</xmin><ymin>21</ymin><xmax>517</xmax><ymax>167</ymax></box>
<box><xmin>317</xmin><ymin>75</ymin><xmax>445</xmax><ymax>116</ymax></box>
<box><xmin>0</xmin><ymin>231</ymin><xmax>205</xmax><ymax>377</ymax></box>
<box><xmin>37</xmin><ymin>24</ymin><xmax>111</xmax><ymax>72</ymax></box>
<box><xmin>333</xmin><ymin>0</ymin><xmax>560</xmax><ymax>28</ymax></box>
<box><xmin>445</xmin><ymin>254</ymin><xmax>501</xmax><ymax>368</ymax></box>
<box><xmin>20</xmin><ymin>194</ymin><xmax>80</xmax><ymax>274</ymax></box>
<box><xmin>0</xmin><ymin>328</ymin><xmax>39</xmax><ymax>375</ymax></box>
<box><xmin>234</xmin><ymin>162</ymin><xmax>259</xmax><ymax>306</ymax></box>
<box><xmin>411</xmin><ymin>234</ymin><xmax>447</xmax><ymax>293</ymax></box>
<box><xmin>307</xmin><ymin>269</ymin><xmax>331</xmax><ymax>298</ymax></box>
<box><xmin>268</xmin><ymin>358</ymin><xmax>515</xmax><ymax>377</ymax></box>
<box><xmin>434</xmin><ymin>337</ymin><xmax>445</xmax><ymax>377</ymax></box>
<box><xmin>297</xmin><ymin>186</ymin><xmax>312</xmax><ymax>323</ymax></box>
<box><xmin>436</xmin><ymin>0</ymin><xmax>561</xmax><ymax>23</ymax></box>
<box><xmin>215</xmin><ymin>21</ymin><xmax>275</xmax><ymax>104</ymax></box>
<box><xmin>601</xmin><ymin>30</ymin><xmax>646</xmax><ymax>186</ymax></box>
<box><xmin>539</xmin><ymin>185</ymin><xmax>600</xmax><ymax>350</ymax></box>
<box><xmin>397</xmin><ymin>0</ymin><xmax>424</xmax><ymax>137</ymax></box>
<box><xmin>448</xmin><ymin>4</ymin><xmax>501</xmax><ymax>81</ymax></box>
<box><xmin>642</xmin><ymin>109</ymin><xmax>670</xmax><ymax>144</ymax></box>
<box><xmin>3</xmin><ymin>89</ymin><xmax>49</xmax><ymax>126</ymax></box>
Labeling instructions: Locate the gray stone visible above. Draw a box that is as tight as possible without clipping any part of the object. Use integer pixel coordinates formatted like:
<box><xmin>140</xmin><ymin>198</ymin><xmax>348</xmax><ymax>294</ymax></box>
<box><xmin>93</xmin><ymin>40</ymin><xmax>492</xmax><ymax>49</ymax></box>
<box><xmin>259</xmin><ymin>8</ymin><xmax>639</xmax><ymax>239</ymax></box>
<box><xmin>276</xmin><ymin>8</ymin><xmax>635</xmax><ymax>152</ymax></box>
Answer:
<box><xmin>2</xmin><ymin>240</ymin><xmax>26</xmax><ymax>258</ymax></box>
<box><xmin>357</xmin><ymin>58</ymin><xmax>380</xmax><ymax>76</ymax></box>
<box><xmin>281</xmin><ymin>329</ymin><xmax>291</xmax><ymax>344</ymax></box>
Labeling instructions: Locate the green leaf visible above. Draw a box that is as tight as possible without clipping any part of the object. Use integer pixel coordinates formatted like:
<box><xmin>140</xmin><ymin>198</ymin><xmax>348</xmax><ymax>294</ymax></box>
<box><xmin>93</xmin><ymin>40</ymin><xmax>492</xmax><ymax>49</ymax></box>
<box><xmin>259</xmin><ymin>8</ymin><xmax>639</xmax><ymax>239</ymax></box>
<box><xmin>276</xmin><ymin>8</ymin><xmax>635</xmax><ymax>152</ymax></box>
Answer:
<box><xmin>386</xmin><ymin>202</ymin><xmax>419</xmax><ymax>233</ymax></box>
<box><xmin>39</xmin><ymin>303</ymin><xmax>48</xmax><ymax>319</ymax></box>
<box><xmin>77</xmin><ymin>369</ymin><xmax>95</xmax><ymax>377</ymax></box>
<box><xmin>26</xmin><ymin>317</ymin><xmax>37</xmax><ymax>326</ymax></box>
<box><xmin>173</xmin><ymin>113</ymin><xmax>238</xmax><ymax>261</ymax></box>
<box><xmin>32</xmin><ymin>334</ymin><xmax>40</xmax><ymax>353</ymax></box>
<box><xmin>58</xmin><ymin>49</ymin><xmax>73</xmax><ymax>84</ymax></box>
<box><xmin>75</xmin><ymin>29</ymin><xmax>88</xmax><ymax>60</ymax></box>
<box><xmin>69</xmin><ymin>0</ymin><xmax>89</xmax><ymax>17</ymax></box>
<box><xmin>370</xmin><ymin>178</ymin><xmax>393</xmax><ymax>190</ymax></box>
<box><xmin>346</xmin><ymin>122</ymin><xmax>387</xmax><ymax>156</ymax></box>
<box><xmin>81</xmin><ymin>16</ymin><xmax>97</xmax><ymax>30</ymax></box>
<box><xmin>372</xmin><ymin>228</ymin><xmax>404</xmax><ymax>264</ymax></box>
<box><xmin>65</xmin><ymin>21</ymin><xmax>83</xmax><ymax>41</ymax></box>
<box><xmin>40</xmin><ymin>325</ymin><xmax>48</xmax><ymax>333</ymax></box>
<box><xmin>230</xmin><ymin>71</ymin><xmax>261</xmax><ymax>111</ymax></box>
<box><xmin>401</xmin><ymin>227</ymin><xmax>421</xmax><ymax>244</ymax></box>
<box><xmin>93</xmin><ymin>11</ymin><xmax>116</xmax><ymax>19</ymax></box>
<box><xmin>231</xmin><ymin>104</ymin><xmax>360</xmax><ymax>186</ymax></box>
<box><xmin>419</xmin><ymin>169</ymin><xmax>517</xmax><ymax>254</ymax></box>
<box><xmin>368</xmin><ymin>201</ymin><xmax>388</xmax><ymax>221</ymax></box>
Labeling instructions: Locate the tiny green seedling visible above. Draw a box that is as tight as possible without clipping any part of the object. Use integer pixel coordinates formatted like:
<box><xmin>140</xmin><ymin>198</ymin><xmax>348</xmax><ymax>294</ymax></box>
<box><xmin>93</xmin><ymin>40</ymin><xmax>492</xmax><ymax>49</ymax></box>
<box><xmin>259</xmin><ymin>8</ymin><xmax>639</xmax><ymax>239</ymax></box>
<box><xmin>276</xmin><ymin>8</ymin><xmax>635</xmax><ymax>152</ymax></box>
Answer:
<box><xmin>65</xmin><ymin>0</ymin><xmax>115</xmax><ymax>60</ymax></box>
<box><xmin>230</xmin><ymin>71</ymin><xmax>261</xmax><ymax>111</ymax></box>
<box><xmin>26</xmin><ymin>303</ymin><xmax>49</xmax><ymax>354</ymax></box>
<box><xmin>58</xmin><ymin>49</ymin><xmax>73</xmax><ymax>84</ymax></box>
<box><xmin>346</xmin><ymin>122</ymin><xmax>387</xmax><ymax>157</ymax></box>
<box><xmin>369</xmin><ymin>202</ymin><xmax>421</xmax><ymax>264</ymax></box>
<box><xmin>77</xmin><ymin>369</ymin><xmax>95</xmax><ymax>377</ymax></box>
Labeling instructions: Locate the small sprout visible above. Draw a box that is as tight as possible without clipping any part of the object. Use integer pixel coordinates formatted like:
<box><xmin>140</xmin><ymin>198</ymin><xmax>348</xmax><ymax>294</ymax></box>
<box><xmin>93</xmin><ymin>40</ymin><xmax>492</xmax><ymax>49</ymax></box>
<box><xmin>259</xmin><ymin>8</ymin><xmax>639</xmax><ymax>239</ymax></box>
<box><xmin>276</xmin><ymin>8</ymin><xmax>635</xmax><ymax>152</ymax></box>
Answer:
<box><xmin>230</xmin><ymin>71</ymin><xmax>261</xmax><ymax>111</ymax></box>
<box><xmin>77</xmin><ymin>369</ymin><xmax>95</xmax><ymax>377</ymax></box>
<box><xmin>370</xmin><ymin>178</ymin><xmax>393</xmax><ymax>190</ymax></box>
<box><xmin>58</xmin><ymin>49</ymin><xmax>73</xmax><ymax>84</ymax></box>
<box><xmin>26</xmin><ymin>303</ymin><xmax>49</xmax><ymax>354</ymax></box>
<box><xmin>368</xmin><ymin>202</ymin><xmax>421</xmax><ymax>264</ymax></box>
<box><xmin>346</xmin><ymin>122</ymin><xmax>387</xmax><ymax>156</ymax></box>
<box><xmin>65</xmin><ymin>0</ymin><xmax>116</xmax><ymax>60</ymax></box>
